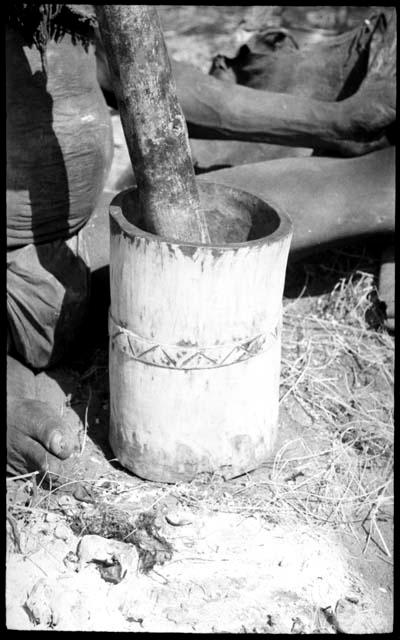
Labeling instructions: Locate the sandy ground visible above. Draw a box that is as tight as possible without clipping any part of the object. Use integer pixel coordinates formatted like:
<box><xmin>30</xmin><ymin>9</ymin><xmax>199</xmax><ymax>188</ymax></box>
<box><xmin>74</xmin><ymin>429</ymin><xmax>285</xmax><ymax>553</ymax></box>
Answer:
<box><xmin>6</xmin><ymin>498</ymin><xmax>391</xmax><ymax>633</ymax></box>
<box><xmin>6</xmin><ymin>5</ymin><xmax>393</xmax><ymax>633</ymax></box>
<box><xmin>6</xmin><ymin>359</ymin><xmax>393</xmax><ymax>632</ymax></box>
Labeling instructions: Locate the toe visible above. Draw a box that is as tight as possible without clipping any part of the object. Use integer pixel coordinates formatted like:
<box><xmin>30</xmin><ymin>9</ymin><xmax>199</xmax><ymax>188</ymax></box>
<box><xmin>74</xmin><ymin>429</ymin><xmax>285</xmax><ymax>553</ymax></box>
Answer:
<box><xmin>7</xmin><ymin>435</ymin><xmax>70</xmax><ymax>479</ymax></box>
<box><xmin>7</xmin><ymin>397</ymin><xmax>79</xmax><ymax>467</ymax></box>
<box><xmin>37</xmin><ymin>415</ymin><xmax>77</xmax><ymax>459</ymax></box>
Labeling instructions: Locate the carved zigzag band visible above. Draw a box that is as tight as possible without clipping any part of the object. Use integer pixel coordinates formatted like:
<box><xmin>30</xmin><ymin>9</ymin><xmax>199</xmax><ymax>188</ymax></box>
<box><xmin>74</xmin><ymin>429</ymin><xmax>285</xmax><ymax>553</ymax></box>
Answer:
<box><xmin>109</xmin><ymin>312</ymin><xmax>280</xmax><ymax>370</ymax></box>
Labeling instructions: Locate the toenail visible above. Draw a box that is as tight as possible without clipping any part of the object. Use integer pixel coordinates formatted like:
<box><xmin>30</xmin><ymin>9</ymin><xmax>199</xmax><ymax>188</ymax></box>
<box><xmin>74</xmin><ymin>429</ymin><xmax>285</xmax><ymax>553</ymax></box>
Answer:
<box><xmin>49</xmin><ymin>431</ymin><xmax>65</xmax><ymax>455</ymax></box>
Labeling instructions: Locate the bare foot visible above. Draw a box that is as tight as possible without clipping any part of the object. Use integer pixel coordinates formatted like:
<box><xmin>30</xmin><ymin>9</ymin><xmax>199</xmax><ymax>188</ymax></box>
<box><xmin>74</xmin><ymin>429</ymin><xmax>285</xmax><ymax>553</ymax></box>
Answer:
<box><xmin>7</xmin><ymin>355</ymin><xmax>80</xmax><ymax>481</ymax></box>
<box><xmin>7</xmin><ymin>395</ymin><xmax>80</xmax><ymax>480</ymax></box>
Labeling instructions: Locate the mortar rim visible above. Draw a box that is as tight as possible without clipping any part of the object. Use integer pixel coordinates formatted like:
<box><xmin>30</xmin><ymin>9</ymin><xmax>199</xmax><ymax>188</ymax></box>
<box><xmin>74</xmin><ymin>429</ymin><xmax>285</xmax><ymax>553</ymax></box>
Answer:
<box><xmin>109</xmin><ymin>183</ymin><xmax>293</xmax><ymax>250</ymax></box>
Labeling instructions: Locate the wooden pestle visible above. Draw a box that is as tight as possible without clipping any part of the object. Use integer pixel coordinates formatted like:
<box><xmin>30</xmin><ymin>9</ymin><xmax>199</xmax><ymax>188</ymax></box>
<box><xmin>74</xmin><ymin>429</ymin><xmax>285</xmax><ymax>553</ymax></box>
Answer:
<box><xmin>95</xmin><ymin>5</ymin><xmax>210</xmax><ymax>243</ymax></box>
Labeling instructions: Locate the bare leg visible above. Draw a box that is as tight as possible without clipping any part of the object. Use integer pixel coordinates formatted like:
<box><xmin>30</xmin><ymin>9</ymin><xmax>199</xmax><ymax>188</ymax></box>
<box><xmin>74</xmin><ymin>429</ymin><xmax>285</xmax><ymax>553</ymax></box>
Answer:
<box><xmin>200</xmin><ymin>148</ymin><xmax>395</xmax><ymax>329</ymax></box>
<box><xmin>199</xmin><ymin>147</ymin><xmax>394</xmax><ymax>255</ymax></box>
<box><xmin>94</xmin><ymin>11</ymin><xmax>395</xmax><ymax>158</ymax></box>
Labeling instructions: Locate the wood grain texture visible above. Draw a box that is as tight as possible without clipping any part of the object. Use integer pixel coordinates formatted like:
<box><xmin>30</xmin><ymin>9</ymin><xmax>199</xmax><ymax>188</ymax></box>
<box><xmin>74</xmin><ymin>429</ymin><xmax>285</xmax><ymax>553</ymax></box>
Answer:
<box><xmin>109</xmin><ymin>182</ymin><xmax>292</xmax><ymax>482</ymax></box>
<box><xmin>95</xmin><ymin>5</ymin><xmax>210</xmax><ymax>243</ymax></box>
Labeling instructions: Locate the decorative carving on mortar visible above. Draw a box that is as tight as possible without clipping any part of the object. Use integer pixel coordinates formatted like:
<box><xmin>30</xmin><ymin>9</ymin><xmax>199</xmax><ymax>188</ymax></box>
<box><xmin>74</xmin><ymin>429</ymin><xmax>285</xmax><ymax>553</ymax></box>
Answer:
<box><xmin>109</xmin><ymin>313</ymin><xmax>280</xmax><ymax>370</ymax></box>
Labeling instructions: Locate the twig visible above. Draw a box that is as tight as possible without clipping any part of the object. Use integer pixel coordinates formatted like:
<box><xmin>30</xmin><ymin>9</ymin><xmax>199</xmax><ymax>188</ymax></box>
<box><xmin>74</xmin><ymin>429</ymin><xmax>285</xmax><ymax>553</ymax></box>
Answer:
<box><xmin>80</xmin><ymin>384</ymin><xmax>92</xmax><ymax>455</ymax></box>
<box><xmin>373</xmin><ymin>519</ymin><xmax>391</xmax><ymax>557</ymax></box>
<box><xmin>7</xmin><ymin>471</ymin><xmax>40</xmax><ymax>482</ymax></box>
<box><xmin>6</xmin><ymin>514</ymin><xmax>22</xmax><ymax>553</ymax></box>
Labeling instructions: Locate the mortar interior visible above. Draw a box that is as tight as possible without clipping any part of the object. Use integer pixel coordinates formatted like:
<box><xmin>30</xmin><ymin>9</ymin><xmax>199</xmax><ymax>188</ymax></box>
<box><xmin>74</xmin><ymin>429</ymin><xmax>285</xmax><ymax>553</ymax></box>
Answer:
<box><xmin>120</xmin><ymin>182</ymin><xmax>281</xmax><ymax>245</ymax></box>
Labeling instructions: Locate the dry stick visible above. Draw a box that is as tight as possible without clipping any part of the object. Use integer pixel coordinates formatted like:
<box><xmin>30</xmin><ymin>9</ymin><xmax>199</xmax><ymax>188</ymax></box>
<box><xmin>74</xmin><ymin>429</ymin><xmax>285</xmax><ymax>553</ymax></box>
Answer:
<box><xmin>95</xmin><ymin>5</ymin><xmax>210</xmax><ymax>243</ymax></box>
<box><xmin>7</xmin><ymin>471</ymin><xmax>40</xmax><ymax>482</ymax></box>
<box><xmin>80</xmin><ymin>385</ymin><xmax>92</xmax><ymax>456</ymax></box>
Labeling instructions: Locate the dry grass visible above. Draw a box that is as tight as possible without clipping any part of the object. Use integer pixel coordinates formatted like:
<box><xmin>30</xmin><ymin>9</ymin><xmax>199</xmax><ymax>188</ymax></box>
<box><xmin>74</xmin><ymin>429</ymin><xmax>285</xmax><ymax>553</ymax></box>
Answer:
<box><xmin>7</xmin><ymin>246</ymin><xmax>394</xmax><ymax>566</ymax></box>
<box><xmin>280</xmin><ymin>249</ymin><xmax>393</xmax><ymax>524</ymax></box>
<box><xmin>140</xmin><ymin>246</ymin><xmax>394</xmax><ymax>553</ymax></box>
